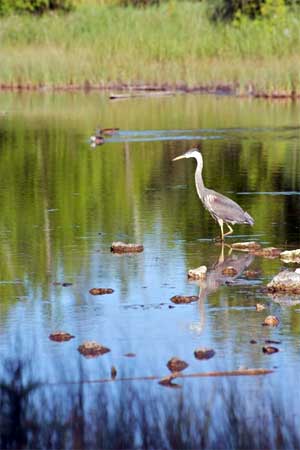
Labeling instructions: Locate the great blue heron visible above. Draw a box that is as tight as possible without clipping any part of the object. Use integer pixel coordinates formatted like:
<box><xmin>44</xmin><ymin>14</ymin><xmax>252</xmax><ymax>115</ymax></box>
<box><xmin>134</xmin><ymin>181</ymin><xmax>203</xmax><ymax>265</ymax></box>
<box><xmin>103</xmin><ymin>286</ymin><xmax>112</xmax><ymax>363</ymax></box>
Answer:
<box><xmin>172</xmin><ymin>148</ymin><xmax>254</xmax><ymax>241</ymax></box>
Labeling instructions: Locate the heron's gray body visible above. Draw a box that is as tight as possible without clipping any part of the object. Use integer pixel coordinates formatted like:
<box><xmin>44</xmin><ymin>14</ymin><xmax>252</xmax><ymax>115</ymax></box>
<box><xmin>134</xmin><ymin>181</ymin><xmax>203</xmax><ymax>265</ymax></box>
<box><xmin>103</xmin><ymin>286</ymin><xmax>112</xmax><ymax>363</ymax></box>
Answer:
<box><xmin>172</xmin><ymin>148</ymin><xmax>254</xmax><ymax>240</ymax></box>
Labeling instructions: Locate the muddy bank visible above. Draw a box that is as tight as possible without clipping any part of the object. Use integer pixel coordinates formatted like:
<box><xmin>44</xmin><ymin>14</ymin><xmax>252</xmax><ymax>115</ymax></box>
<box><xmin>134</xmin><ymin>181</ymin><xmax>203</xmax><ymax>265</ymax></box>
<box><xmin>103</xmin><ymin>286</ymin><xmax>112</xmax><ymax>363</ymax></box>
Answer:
<box><xmin>0</xmin><ymin>82</ymin><xmax>299</xmax><ymax>99</ymax></box>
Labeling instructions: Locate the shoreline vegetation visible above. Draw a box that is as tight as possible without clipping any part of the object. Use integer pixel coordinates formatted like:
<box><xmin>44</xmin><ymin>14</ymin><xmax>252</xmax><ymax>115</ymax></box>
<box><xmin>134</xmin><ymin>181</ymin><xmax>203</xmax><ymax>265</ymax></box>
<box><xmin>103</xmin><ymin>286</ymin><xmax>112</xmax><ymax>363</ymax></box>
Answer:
<box><xmin>1</xmin><ymin>2</ymin><xmax>300</xmax><ymax>98</ymax></box>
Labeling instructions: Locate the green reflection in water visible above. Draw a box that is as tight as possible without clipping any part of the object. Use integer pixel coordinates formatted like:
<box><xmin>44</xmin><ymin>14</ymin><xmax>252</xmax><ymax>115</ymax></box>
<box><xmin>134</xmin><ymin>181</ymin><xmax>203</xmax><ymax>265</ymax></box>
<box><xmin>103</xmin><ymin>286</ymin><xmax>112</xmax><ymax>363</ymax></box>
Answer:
<box><xmin>0</xmin><ymin>92</ymin><xmax>300</xmax><ymax>323</ymax></box>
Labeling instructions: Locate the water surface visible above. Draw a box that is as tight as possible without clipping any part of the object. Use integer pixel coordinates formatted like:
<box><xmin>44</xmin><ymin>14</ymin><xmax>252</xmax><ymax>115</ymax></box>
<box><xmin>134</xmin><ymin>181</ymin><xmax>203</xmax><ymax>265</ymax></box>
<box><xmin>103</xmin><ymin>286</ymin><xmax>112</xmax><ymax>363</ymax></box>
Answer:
<box><xmin>0</xmin><ymin>92</ymin><xmax>300</xmax><ymax>448</ymax></box>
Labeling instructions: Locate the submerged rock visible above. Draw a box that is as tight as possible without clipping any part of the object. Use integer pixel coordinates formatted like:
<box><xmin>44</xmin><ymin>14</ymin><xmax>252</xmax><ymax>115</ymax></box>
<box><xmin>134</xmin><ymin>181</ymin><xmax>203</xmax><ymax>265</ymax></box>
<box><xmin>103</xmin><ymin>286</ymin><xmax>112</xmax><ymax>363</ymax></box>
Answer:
<box><xmin>262</xmin><ymin>315</ymin><xmax>280</xmax><ymax>327</ymax></box>
<box><xmin>111</xmin><ymin>242</ymin><xmax>144</xmax><ymax>253</ymax></box>
<box><xmin>187</xmin><ymin>265</ymin><xmax>207</xmax><ymax>280</ymax></box>
<box><xmin>221</xmin><ymin>266</ymin><xmax>238</xmax><ymax>277</ymax></box>
<box><xmin>89</xmin><ymin>288</ymin><xmax>114</xmax><ymax>295</ymax></box>
<box><xmin>167</xmin><ymin>357</ymin><xmax>188</xmax><ymax>372</ymax></box>
<box><xmin>231</xmin><ymin>241</ymin><xmax>261</xmax><ymax>251</ymax></box>
<box><xmin>194</xmin><ymin>348</ymin><xmax>215</xmax><ymax>360</ymax></box>
<box><xmin>280</xmin><ymin>249</ymin><xmax>300</xmax><ymax>263</ymax></box>
<box><xmin>244</xmin><ymin>270</ymin><xmax>261</xmax><ymax>279</ymax></box>
<box><xmin>262</xmin><ymin>346</ymin><xmax>279</xmax><ymax>354</ymax></box>
<box><xmin>49</xmin><ymin>331</ymin><xmax>75</xmax><ymax>342</ymax></box>
<box><xmin>77</xmin><ymin>341</ymin><xmax>110</xmax><ymax>358</ymax></box>
<box><xmin>256</xmin><ymin>303</ymin><xmax>266</xmax><ymax>311</ymax></box>
<box><xmin>267</xmin><ymin>270</ymin><xmax>300</xmax><ymax>294</ymax></box>
<box><xmin>170</xmin><ymin>295</ymin><xmax>198</xmax><ymax>304</ymax></box>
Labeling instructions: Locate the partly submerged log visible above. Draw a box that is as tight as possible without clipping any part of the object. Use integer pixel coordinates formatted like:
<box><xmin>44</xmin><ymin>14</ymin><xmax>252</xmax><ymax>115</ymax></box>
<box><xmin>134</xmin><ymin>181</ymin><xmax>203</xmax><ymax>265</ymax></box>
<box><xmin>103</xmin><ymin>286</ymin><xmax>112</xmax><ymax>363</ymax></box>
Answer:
<box><xmin>267</xmin><ymin>270</ymin><xmax>300</xmax><ymax>294</ymax></box>
<box><xmin>109</xmin><ymin>91</ymin><xmax>176</xmax><ymax>100</ymax></box>
<box><xmin>231</xmin><ymin>241</ymin><xmax>261</xmax><ymax>252</ymax></box>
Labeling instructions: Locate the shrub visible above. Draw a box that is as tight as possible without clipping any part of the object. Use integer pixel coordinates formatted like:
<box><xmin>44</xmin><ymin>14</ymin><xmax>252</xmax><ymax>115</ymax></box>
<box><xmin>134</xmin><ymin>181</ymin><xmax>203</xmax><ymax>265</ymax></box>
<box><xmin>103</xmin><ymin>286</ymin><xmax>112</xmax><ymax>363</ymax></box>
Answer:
<box><xmin>0</xmin><ymin>0</ymin><xmax>74</xmax><ymax>15</ymax></box>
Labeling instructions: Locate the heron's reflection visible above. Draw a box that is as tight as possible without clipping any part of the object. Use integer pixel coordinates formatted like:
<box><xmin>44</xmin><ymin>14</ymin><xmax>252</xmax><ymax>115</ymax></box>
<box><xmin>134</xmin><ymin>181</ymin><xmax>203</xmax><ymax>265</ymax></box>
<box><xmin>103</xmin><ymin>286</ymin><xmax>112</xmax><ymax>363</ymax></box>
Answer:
<box><xmin>191</xmin><ymin>244</ymin><xmax>255</xmax><ymax>333</ymax></box>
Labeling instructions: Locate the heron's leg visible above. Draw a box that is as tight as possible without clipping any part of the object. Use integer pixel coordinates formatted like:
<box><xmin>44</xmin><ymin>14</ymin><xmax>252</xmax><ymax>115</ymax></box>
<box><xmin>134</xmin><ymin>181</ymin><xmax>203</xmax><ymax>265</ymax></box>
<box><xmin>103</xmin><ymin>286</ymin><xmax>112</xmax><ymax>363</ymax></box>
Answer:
<box><xmin>223</xmin><ymin>223</ymin><xmax>233</xmax><ymax>237</ymax></box>
<box><xmin>216</xmin><ymin>219</ymin><xmax>224</xmax><ymax>241</ymax></box>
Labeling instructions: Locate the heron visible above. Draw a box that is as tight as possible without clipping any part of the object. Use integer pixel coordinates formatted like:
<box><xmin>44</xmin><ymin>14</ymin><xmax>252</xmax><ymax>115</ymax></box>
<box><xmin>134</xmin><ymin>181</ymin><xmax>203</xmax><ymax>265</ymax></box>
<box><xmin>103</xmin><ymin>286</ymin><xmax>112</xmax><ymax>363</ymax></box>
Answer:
<box><xmin>172</xmin><ymin>148</ymin><xmax>254</xmax><ymax>241</ymax></box>
<box><xmin>96</xmin><ymin>127</ymin><xmax>120</xmax><ymax>136</ymax></box>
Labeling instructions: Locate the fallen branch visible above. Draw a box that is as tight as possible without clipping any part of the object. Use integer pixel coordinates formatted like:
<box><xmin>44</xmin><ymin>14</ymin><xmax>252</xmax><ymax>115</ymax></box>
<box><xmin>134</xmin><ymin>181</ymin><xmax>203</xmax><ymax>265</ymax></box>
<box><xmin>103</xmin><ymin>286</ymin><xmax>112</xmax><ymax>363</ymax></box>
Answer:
<box><xmin>50</xmin><ymin>368</ymin><xmax>274</xmax><ymax>386</ymax></box>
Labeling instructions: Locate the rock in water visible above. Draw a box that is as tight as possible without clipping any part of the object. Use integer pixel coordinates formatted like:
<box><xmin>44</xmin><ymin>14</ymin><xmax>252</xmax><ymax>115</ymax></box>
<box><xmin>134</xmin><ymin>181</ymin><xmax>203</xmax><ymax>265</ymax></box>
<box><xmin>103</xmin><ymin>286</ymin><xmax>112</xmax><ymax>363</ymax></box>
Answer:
<box><xmin>89</xmin><ymin>288</ymin><xmax>114</xmax><ymax>295</ymax></box>
<box><xmin>194</xmin><ymin>348</ymin><xmax>215</xmax><ymax>360</ymax></box>
<box><xmin>167</xmin><ymin>357</ymin><xmax>188</xmax><ymax>372</ymax></box>
<box><xmin>111</xmin><ymin>242</ymin><xmax>144</xmax><ymax>253</ymax></box>
<box><xmin>262</xmin><ymin>315</ymin><xmax>280</xmax><ymax>327</ymax></box>
<box><xmin>280</xmin><ymin>249</ymin><xmax>300</xmax><ymax>263</ymax></box>
<box><xmin>262</xmin><ymin>346</ymin><xmax>279</xmax><ymax>354</ymax></box>
<box><xmin>187</xmin><ymin>266</ymin><xmax>207</xmax><ymax>280</ymax></box>
<box><xmin>78</xmin><ymin>341</ymin><xmax>111</xmax><ymax>358</ymax></box>
<box><xmin>267</xmin><ymin>270</ymin><xmax>300</xmax><ymax>294</ymax></box>
<box><xmin>170</xmin><ymin>295</ymin><xmax>199</xmax><ymax>304</ymax></box>
<box><xmin>49</xmin><ymin>331</ymin><xmax>75</xmax><ymax>342</ymax></box>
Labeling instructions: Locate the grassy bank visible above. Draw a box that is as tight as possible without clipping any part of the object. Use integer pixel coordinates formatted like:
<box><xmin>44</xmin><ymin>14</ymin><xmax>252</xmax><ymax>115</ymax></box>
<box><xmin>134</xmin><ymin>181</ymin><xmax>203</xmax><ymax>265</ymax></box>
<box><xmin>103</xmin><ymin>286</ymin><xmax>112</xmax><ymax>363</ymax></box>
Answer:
<box><xmin>1</xmin><ymin>2</ymin><xmax>300</xmax><ymax>95</ymax></box>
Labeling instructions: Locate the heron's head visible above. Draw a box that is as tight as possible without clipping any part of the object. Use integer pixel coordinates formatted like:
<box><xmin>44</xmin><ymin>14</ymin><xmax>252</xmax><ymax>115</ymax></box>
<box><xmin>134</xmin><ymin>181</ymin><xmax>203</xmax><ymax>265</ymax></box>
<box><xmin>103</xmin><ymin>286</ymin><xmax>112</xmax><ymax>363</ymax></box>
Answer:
<box><xmin>172</xmin><ymin>148</ymin><xmax>202</xmax><ymax>162</ymax></box>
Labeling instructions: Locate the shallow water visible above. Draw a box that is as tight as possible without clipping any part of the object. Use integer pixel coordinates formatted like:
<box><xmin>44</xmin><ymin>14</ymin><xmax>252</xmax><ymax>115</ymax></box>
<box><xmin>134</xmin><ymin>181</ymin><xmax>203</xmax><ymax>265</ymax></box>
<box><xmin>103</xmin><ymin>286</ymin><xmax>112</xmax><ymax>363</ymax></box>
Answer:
<box><xmin>0</xmin><ymin>92</ymin><xmax>300</xmax><ymax>447</ymax></box>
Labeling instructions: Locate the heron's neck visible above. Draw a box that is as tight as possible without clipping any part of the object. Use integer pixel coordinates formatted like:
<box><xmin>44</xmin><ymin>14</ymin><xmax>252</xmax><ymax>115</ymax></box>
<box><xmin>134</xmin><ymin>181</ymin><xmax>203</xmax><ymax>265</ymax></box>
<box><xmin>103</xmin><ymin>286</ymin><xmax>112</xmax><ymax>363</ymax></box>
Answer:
<box><xmin>194</xmin><ymin>155</ymin><xmax>205</xmax><ymax>200</ymax></box>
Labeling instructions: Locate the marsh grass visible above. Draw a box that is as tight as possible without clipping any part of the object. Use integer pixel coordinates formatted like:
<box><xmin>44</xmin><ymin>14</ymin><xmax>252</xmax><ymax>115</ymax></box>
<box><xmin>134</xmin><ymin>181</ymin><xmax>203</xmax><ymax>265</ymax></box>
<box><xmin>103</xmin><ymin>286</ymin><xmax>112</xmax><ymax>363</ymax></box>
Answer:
<box><xmin>1</xmin><ymin>2</ymin><xmax>300</xmax><ymax>93</ymax></box>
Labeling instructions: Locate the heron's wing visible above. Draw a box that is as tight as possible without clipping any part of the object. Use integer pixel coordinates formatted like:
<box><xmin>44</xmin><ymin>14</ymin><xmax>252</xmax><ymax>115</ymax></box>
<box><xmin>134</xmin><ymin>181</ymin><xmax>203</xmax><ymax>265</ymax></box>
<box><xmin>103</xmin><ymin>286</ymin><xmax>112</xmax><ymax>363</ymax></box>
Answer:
<box><xmin>204</xmin><ymin>190</ymin><xmax>250</xmax><ymax>224</ymax></box>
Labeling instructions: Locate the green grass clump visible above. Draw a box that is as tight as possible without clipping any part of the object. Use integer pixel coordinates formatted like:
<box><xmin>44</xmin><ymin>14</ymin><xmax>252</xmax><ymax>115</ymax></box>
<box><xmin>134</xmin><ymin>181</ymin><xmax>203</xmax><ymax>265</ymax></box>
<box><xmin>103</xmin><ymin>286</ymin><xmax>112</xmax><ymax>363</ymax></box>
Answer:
<box><xmin>1</xmin><ymin>1</ymin><xmax>300</xmax><ymax>94</ymax></box>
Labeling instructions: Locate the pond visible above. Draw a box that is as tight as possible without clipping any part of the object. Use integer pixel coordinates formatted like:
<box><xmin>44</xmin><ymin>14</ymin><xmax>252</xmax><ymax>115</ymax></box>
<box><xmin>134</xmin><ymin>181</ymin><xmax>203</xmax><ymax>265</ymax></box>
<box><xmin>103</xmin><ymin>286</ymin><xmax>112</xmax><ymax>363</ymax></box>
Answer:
<box><xmin>0</xmin><ymin>92</ymin><xmax>300</xmax><ymax>449</ymax></box>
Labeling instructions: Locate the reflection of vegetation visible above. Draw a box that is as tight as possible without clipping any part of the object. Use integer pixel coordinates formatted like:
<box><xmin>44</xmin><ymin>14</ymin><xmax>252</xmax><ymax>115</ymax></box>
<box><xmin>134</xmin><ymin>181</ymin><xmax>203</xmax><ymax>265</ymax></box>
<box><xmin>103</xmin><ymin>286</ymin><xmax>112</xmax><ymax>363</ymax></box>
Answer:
<box><xmin>0</xmin><ymin>355</ymin><xmax>300</xmax><ymax>449</ymax></box>
<box><xmin>0</xmin><ymin>93</ymin><xmax>300</xmax><ymax>309</ymax></box>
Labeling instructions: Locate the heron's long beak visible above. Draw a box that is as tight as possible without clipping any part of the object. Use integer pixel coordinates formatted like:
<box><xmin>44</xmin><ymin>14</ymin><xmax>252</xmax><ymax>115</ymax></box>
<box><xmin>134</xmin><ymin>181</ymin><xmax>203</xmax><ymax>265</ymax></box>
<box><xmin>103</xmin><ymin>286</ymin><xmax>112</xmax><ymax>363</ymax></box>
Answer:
<box><xmin>172</xmin><ymin>154</ymin><xmax>185</xmax><ymax>161</ymax></box>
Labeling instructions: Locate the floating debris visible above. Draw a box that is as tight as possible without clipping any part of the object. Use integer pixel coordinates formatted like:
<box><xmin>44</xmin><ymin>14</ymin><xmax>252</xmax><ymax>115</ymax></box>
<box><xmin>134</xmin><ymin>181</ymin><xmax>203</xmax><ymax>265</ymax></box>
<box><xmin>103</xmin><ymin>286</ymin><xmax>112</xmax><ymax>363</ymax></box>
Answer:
<box><xmin>221</xmin><ymin>266</ymin><xmax>238</xmax><ymax>277</ymax></box>
<box><xmin>262</xmin><ymin>346</ymin><xmax>279</xmax><ymax>354</ymax></box>
<box><xmin>158</xmin><ymin>373</ymin><xmax>181</xmax><ymax>388</ymax></box>
<box><xmin>167</xmin><ymin>357</ymin><xmax>188</xmax><ymax>373</ymax></box>
<box><xmin>78</xmin><ymin>341</ymin><xmax>110</xmax><ymax>358</ymax></box>
<box><xmin>231</xmin><ymin>241</ymin><xmax>261</xmax><ymax>251</ymax></box>
<box><xmin>262</xmin><ymin>315</ymin><xmax>280</xmax><ymax>327</ymax></box>
<box><xmin>170</xmin><ymin>295</ymin><xmax>199</xmax><ymax>304</ymax></box>
<box><xmin>250</xmin><ymin>339</ymin><xmax>257</xmax><ymax>344</ymax></box>
<box><xmin>253</xmin><ymin>247</ymin><xmax>282</xmax><ymax>258</ymax></box>
<box><xmin>89</xmin><ymin>288</ymin><xmax>114</xmax><ymax>295</ymax></box>
<box><xmin>256</xmin><ymin>303</ymin><xmax>266</xmax><ymax>311</ymax></box>
<box><xmin>280</xmin><ymin>249</ymin><xmax>300</xmax><ymax>263</ymax></box>
<box><xmin>187</xmin><ymin>265</ymin><xmax>207</xmax><ymax>280</ymax></box>
<box><xmin>49</xmin><ymin>331</ymin><xmax>75</xmax><ymax>342</ymax></box>
<box><xmin>244</xmin><ymin>270</ymin><xmax>261</xmax><ymax>278</ymax></box>
<box><xmin>194</xmin><ymin>348</ymin><xmax>215</xmax><ymax>360</ymax></box>
<box><xmin>111</xmin><ymin>241</ymin><xmax>144</xmax><ymax>253</ymax></box>
<box><xmin>267</xmin><ymin>270</ymin><xmax>300</xmax><ymax>294</ymax></box>
<box><xmin>111</xmin><ymin>366</ymin><xmax>117</xmax><ymax>379</ymax></box>
<box><xmin>124</xmin><ymin>352</ymin><xmax>136</xmax><ymax>357</ymax></box>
